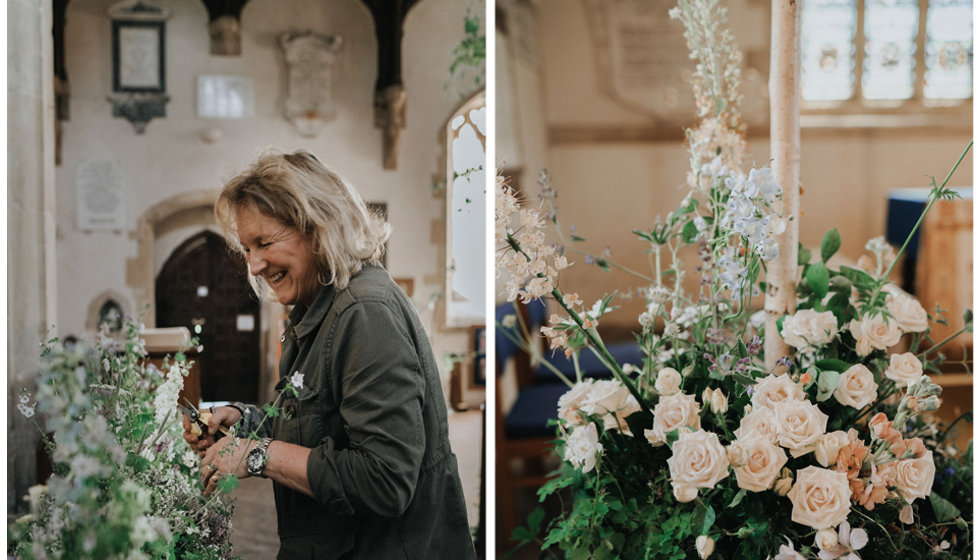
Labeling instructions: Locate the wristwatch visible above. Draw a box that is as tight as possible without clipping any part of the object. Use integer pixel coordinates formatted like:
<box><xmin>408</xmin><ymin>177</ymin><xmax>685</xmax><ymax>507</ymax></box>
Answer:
<box><xmin>245</xmin><ymin>437</ymin><xmax>273</xmax><ymax>478</ymax></box>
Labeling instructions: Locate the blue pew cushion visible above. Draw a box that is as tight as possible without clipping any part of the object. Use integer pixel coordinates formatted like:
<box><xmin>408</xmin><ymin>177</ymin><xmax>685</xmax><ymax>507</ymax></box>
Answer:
<box><xmin>504</xmin><ymin>383</ymin><xmax>569</xmax><ymax>439</ymax></box>
<box><xmin>535</xmin><ymin>340</ymin><xmax>644</xmax><ymax>384</ymax></box>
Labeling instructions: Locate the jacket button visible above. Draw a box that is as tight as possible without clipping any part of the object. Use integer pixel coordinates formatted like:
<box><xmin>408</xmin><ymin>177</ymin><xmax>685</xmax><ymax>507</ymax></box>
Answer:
<box><xmin>280</xmin><ymin>334</ymin><xmax>286</xmax><ymax>343</ymax></box>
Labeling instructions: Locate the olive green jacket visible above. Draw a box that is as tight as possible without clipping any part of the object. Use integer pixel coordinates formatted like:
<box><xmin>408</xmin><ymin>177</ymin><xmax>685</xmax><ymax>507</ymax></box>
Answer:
<box><xmin>241</xmin><ymin>264</ymin><xmax>476</xmax><ymax>560</ymax></box>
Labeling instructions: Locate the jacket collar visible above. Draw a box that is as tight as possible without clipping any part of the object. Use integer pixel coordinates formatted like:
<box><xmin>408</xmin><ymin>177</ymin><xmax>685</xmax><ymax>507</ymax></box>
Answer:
<box><xmin>288</xmin><ymin>283</ymin><xmax>337</xmax><ymax>341</ymax></box>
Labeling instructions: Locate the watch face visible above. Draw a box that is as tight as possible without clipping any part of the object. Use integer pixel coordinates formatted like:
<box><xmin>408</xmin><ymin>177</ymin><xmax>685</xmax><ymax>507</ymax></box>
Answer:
<box><xmin>247</xmin><ymin>448</ymin><xmax>264</xmax><ymax>474</ymax></box>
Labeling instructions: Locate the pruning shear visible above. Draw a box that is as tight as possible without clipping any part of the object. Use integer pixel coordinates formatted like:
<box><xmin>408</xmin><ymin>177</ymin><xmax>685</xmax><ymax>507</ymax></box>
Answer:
<box><xmin>178</xmin><ymin>397</ymin><xmax>230</xmax><ymax>438</ymax></box>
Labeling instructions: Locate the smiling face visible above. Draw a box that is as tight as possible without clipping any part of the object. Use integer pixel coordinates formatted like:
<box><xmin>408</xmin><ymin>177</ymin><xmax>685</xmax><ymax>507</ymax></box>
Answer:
<box><xmin>235</xmin><ymin>205</ymin><xmax>321</xmax><ymax>307</ymax></box>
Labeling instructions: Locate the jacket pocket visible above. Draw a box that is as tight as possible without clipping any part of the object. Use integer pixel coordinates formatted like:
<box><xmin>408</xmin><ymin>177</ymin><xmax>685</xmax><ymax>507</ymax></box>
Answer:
<box><xmin>274</xmin><ymin>381</ymin><xmax>321</xmax><ymax>446</ymax></box>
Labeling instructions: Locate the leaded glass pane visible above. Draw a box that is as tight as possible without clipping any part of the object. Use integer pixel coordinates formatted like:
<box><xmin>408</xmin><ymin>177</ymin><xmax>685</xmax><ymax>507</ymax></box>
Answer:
<box><xmin>923</xmin><ymin>0</ymin><xmax>972</xmax><ymax>99</ymax></box>
<box><xmin>862</xmin><ymin>0</ymin><xmax>918</xmax><ymax>100</ymax></box>
<box><xmin>801</xmin><ymin>0</ymin><xmax>857</xmax><ymax>101</ymax></box>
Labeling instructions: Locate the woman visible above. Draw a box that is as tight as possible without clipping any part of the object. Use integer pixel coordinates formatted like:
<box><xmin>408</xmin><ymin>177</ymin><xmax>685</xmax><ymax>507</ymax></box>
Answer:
<box><xmin>184</xmin><ymin>150</ymin><xmax>477</xmax><ymax>559</ymax></box>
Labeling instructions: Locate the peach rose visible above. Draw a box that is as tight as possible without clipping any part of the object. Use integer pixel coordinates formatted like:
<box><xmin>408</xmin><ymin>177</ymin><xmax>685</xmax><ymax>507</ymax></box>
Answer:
<box><xmin>833</xmin><ymin>364</ymin><xmax>878</xmax><ymax>409</ymax></box>
<box><xmin>885</xmin><ymin>286</ymin><xmax>929</xmax><ymax>333</ymax></box>
<box><xmin>655</xmin><ymin>367</ymin><xmax>683</xmax><ymax>396</ymax></box>
<box><xmin>849</xmin><ymin>314</ymin><xmax>902</xmax><ymax>356</ymax></box>
<box><xmin>646</xmin><ymin>392</ymin><xmax>701</xmax><ymax>445</ymax></box>
<box><xmin>884</xmin><ymin>352</ymin><xmax>924</xmax><ymax>388</ymax></box>
<box><xmin>781</xmin><ymin>309</ymin><xmax>839</xmax><ymax>349</ymax></box>
<box><xmin>734</xmin><ymin>407</ymin><xmax>779</xmax><ymax>443</ymax></box>
<box><xmin>894</xmin><ymin>450</ymin><xmax>935</xmax><ymax>503</ymax></box>
<box><xmin>786</xmin><ymin>466</ymin><xmax>852</xmax><ymax>529</ymax></box>
<box><xmin>773</xmin><ymin>400</ymin><xmax>829</xmax><ymax>455</ymax></box>
<box><xmin>732</xmin><ymin>433</ymin><xmax>788</xmax><ymax>492</ymax></box>
<box><xmin>751</xmin><ymin>374</ymin><xmax>805</xmax><ymax>410</ymax></box>
<box><xmin>814</xmin><ymin>431</ymin><xmax>850</xmax><ymax>467</ymax></box>
<box><xmin>667</xmin><ymin>430</ymin><xmax>730</xmax><ymax>502</ymax></box>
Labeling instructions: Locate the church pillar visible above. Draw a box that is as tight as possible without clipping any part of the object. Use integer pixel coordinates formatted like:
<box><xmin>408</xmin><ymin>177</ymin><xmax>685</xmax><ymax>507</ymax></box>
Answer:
<box><xmin>8</xmin><ymin>0</ymin><xmax>58</xmax><ymax>513</ymax></box>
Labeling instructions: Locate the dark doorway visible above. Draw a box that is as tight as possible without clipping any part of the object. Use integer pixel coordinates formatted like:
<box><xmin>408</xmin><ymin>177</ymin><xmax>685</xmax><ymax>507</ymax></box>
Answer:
<box><xmin>156</xmin><ymin>231</ymin><xmax>260</xmax><ymax>403</ymax></box>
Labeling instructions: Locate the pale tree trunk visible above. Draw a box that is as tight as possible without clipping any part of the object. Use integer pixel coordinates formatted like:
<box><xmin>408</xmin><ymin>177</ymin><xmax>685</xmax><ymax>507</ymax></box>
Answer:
<box><xmin>765</xmin><ymin>0</ymin><xmax>801</xmax><ymax>372</ymax></box>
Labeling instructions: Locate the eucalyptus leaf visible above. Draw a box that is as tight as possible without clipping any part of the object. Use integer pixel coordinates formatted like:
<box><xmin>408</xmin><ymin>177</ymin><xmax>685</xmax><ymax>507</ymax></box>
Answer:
<box><xmin>821</xmin><ymin>229</ymin><xmax>841</xmax><ymax>262</ymax></box>
<box><xmin>798</xmin><ymin>245</ymin><xmax>812</xmax><ymax>266</ymax></box>
<box><xmin>815</xmin><ymin>370</ymin><xmax>840</xmax><ymax>402</ymax></box>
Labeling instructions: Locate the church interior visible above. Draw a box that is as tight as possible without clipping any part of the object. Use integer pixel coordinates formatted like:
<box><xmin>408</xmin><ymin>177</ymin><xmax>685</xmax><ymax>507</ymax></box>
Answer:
<box><xmin>8</xmin><ymin>0</ymin><xmax>487</xmax><ymax>555</ymax></box>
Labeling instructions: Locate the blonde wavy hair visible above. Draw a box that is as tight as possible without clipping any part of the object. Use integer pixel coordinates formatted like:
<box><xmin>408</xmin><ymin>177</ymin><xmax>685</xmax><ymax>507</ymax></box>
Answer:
<box><xmin>215</xmin><ymin>150</ymin><xmax>391</xmax><ymax>298</ymax></box>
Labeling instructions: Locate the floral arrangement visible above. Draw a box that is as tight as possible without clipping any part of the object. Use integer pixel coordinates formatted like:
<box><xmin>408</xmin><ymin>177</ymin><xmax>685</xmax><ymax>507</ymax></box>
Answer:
<box><xmin>496</xmin><ymin>0</ymin><xmax>973</xmax><ymax>558</ymax></box>
<box><xmin>8</xmin><ymin>320</ymin><xmax>237</xmax><ymax>559</ymax></box>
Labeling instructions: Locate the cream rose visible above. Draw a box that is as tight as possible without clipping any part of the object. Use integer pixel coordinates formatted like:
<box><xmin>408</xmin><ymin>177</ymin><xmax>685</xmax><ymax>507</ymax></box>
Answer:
<box><xmin>786</xmin><ymin>466</ymin><xmax>852</xmax><ymax>529</ymax></box>
<box><xmin>773</xmin><ymin>400</ymin><xmax>829</xmax><ymax>454</ymax></box>
<box><xmin>814</xmin><ymin>431</ymin><xmax>850</xmax><ymax>467</ymax></box>
<box><xmin>781</xmin><ymin>309</ymin><xmax>839</xmax><ymax>349</ymax></box>
<box><xmin>732</xmin><ymin>433</ymin><xmax>788</xmax><ymax>492</ymax></box>
<box><xmin>696</xmin><ymin>535</ymin><xmax>715</xmax><ymax>559</ymax></box>
<box><xmin>894</xmin><ymin>450</ymin><xmax>935</xmax><ymax>503</ymax></box>
<box><xmin>655</xmin><ymin>367</ymin><xmax>683</xmax><ymax>396</ymax></box>
<box><xmin>578</xmin><ymin>379</ymin><xmax>642</xmax><ymax>433</ymax></box>
<box><xmin>833</xmin><ymin>364</ymin><xmax>878</xmax><ymax>409</ymax></box>
<box><xmin>646</xmin><ymin>392</ymin><xmax>701</xmax><ymax>445</ymax></box>
<box><xmin>667</xmin><ymin>430</ymin><xmax>730</xmax><ymax>502</ymax></box>
<box><xmin>849</xmin><ymin>314</ymin><xmax>902</xmax><ymax>356</ymax></box>
<box><xmin>885</xmin><ymin>286</ymin><xmax>929</xmax><ymax>333</ymax></box>
<box><xmin>557</xmin><ymin>380</ymin><xmax>595</xmax><ymax>426</ymax></box>
<box><xmin>734</xmin><ymin>407</ymin><xmax>779</xmax><ymax>443</ymax></box>
<box><xmin>751</xmin><ymin>374</ymin><xmax>805</xmax><ymax>410</ymax></box>
<box><xmin>885</xmin><ymin>352</ymin><xmax>924</xmax><ymax>388</ymax></box>
<box><xmin>563</xmin><ymin>423</ymin><xmax>602</xmax><ymax>473</ymax></box>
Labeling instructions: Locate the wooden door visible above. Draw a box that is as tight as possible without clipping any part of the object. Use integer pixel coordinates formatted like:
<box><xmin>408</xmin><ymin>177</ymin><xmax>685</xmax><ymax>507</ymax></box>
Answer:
<box><xmin>156</xmin><ymin>231</ymin><xmax>260</xmax><ymax>403</ymax></box>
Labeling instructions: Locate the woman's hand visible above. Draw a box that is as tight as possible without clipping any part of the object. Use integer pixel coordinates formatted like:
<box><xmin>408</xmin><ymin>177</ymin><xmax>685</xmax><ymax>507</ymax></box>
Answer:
<box><xmin>182</xmin><ymin>406</ymin><xmax>243</xmax><ymax>457</ymax></box>
<box><xmin>200</xmin><ymin>437</ymin><xmax>254</xmax><ymax>496</ymax></box>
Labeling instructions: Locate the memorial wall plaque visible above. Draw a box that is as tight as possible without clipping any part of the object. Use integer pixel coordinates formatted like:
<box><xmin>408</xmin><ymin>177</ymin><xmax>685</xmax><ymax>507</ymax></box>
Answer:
<box><xmin>280</xmin><ymin>31</ymin><xmax>343</xmax><ymax>137</ymax></box>
<box><xmin>76</xmin><ymin>156</ymin><xmax>125</xmax><ymax>231</ymax></box>
<box><xmin>585</xmin><ymin>0</ymin><xmax>694</xmax><ymax>119</ymax></box>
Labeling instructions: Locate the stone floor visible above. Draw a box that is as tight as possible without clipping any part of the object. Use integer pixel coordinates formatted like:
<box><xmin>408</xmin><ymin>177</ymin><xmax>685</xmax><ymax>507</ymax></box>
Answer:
<box><xmin>229</xmin><ymin>408</ymin><xmax>484</xmax><ymax>558</ymax></box>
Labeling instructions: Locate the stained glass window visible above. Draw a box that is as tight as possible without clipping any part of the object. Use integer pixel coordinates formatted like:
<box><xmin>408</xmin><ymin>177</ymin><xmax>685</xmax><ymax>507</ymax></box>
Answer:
<box><xmin>801</xmin><ymin>0</ymin><xmax>857</xmax><ymax>101</ymax></box>
<box><xmin>801</xmin><ymin>0</ymin><xmax>972</xmax><ymax>105</ymax></box>
<box><xmin>862</xmin><ymin>0</ymin><xmax>918</xmax><ymax>100</ymax></box>
<box><xmin>923</xmin><ymin>0</ymin><xmax>972</xmax><ymax>99</ymax></box>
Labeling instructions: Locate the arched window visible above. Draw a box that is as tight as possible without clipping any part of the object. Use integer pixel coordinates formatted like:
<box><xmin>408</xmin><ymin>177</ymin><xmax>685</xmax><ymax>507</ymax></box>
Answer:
<box><xmin>445</xmin><ymin>90</ymin><xmax>486</xmax><ymax>328</ymax></box>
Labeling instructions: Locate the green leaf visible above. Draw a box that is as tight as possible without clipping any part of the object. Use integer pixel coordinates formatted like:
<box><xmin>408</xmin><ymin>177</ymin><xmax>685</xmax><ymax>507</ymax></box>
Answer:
<box><xmin>174</xmin><ymin>352</ymin><xmax>186</xmax><ymax>363</ymax></box>
<box><xmin>632</xmin><ymin>229</ymin><xmax>655</xmax><ymax>242</ymax></box>
<box><xmin>806</xmin><ymin>261</ymin><xmax>830</xmax><ymax>299</ymax></box>
<box><xmin>815</xmin><ymin>370</ymin><xmax>840</xmax><ymax>402</ymax></box>
<box><xmin>964</xmin><ymin>309</ymin><xmax>973</xmax><ymax>331</ymax></box>
<box><xmin>929</xmin><ymin>491</ymin><xmax>961</xmax><ymax>522</ymax></box>
<box><xmin>217</xmin><ymin>474</ymin><xmax>240</xmax><ymax>493</ymax></box>
<box><xmin>815</xmin><ymin>359</ymin><xmax>850</xmax><ymax>372</ymax></box>
<box><xmin>728</xmin><ymin>489</ymin><xmax>747</xmax><ymax>508</ymax></box>
<box><xmin>262</xmin><ymin>403</ymin><xmax>280</xmax><ymax>418</ymax></box>
<box><xmin>682</xmin><ymin>220</ymin><xmax>699</xmax><ymax>243</ymax></box>
<box><xmin>820</xmin><ymin>229</ymin><xmax>841</xmax><ymax>262</ymax></box>
<box><xmin>839</xmin><ymin>266</ymin><xmax>874</xmax><ymax>288</ymax></box>
<box><xmin>527</xmin><ymin>506</ymin><xmax>545</xmax><ymax>534</ymax></box>
<box><xmin>571</xmin><ymin>235</ymin><xmax>587</xmax><ymax>242</ymax></box>
<box><xmin>596</xmin><ymin>258</ymin><xmax>611</xmax><ymax>272</ymax></box>
<box><xmin>798</xmin><ymin>245</ymin><xmax>812</xmax><ymax>266</ymax></box>
<box><xmin>692</xmin><ymin>501</ymin><xmax>716</xmax><ymax>535</ymax></box>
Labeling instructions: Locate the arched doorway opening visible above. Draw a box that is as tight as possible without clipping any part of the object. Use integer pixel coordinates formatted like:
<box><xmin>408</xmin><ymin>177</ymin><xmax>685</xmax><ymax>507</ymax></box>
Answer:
<box><xmin>155</xmin><ymin>231</ymin><xmax>260</xmax><ymax>402</ymax></box>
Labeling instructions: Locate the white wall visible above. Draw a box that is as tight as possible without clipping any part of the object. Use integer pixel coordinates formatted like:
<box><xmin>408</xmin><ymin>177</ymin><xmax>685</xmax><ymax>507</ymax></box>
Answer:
<box><xmin>58</xmin><ymin>0</ymin><xmax>484</xmax><ymax>370</ymax></box>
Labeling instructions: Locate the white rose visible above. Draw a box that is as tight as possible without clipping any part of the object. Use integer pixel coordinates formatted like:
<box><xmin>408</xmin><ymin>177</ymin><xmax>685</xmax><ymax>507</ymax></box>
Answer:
<box><xmin>710</xmin><ymin>389</ymin><xmax>728</xmax><ymax>414</ymax></box>
<box><xmin>734</xmin><ymin>407</ymin><xmax>779</xmax><ymax>443</ymax></box>
<box><xmin>849</xmin><ymin>314</ymin><xmax>902</xmax><ymax>356</ymax></box>
<box><xmin>655</xmin><ymin>367</ymin><xmax>683</xmax><ymax>396</ymax></box>
<box><xmin>773</xmin><ymin>400</ymin><xmax>829</xmax><ymax>455</ymax></box>
<box><xmin>667</xmin><ymin>430</ymin><xmax>730</xmax><ymax>502</ymax></box>
<box><xmin>563</xmin><ymin>423</ymin><xmax>602</xmax><ymax>473</ymax></box>
<box><xmin>647</xmin><ymin>392</ymin><xmax>701</xmax><ymax>445</ymax></box>
<box><xmin>773</xmin><ymin>474</ymin><xmax>793</xmax><ymax>496</ymax></box>
<box><xmin>751</xmin><ymin>374</ymin><xmax>805</xmax><ymax>410</ymax></box>
<box><xmin>885</xmin><ymin>352</ymin><xmax>924</xmax><ymax>388</ymax></box>
<box><xmin>814</xmin><ymin>431</ymin><xmax>850</xmax><ymax>467</ymax></box>
<box><xmin>557</xmin><ymin>380</ymin><xmax>595</xmax><ymax>426</ymax></box>
<box><xmin>696</xmin><ymin>535</ymin><xmax>715</xmax><ymax>559</ymax></box>
<box><xmin>580</xmin><ymin>379</ymin><xmax>631</xmax><ymax>417</ymax></box>
<box><xmin>885</xmin><ymin>286</ymin><xmax>929</xmax><ymax>333</ymax></box>
<box><xmin>833</xmin><ymin>364</ymin><xmax>878</xmax><ymax>409</ymax></box>
<box><xmin>781</xmin><ymin>309</ymin><xmax>839</xmax><ymax>349</ymax></box>
<box><xmin>732</xmin><ymin>433</ymin><xmax>788</xmax><ymax>492</ymax></box>
<box><xmin>786</xmin><ymin>466</ymin><xmax>852</xmax><ymax>529</ymax></box>
<box><xmin>814</xmin><ymin>528</ymin><xmax>839</xmax><ymax>551</ymax></box>
<box><xmin>894</xmin><ymin>450</ymin><xmax>935</xmax><ymax>503</ymax></box>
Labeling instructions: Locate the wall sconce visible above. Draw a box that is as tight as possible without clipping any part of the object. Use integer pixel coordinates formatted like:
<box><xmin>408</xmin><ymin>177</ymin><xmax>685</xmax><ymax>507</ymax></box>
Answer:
<box><xmin>106</xmin><ymin>0</ymin><xmax>170</xmax><ymax>133</ymax></box>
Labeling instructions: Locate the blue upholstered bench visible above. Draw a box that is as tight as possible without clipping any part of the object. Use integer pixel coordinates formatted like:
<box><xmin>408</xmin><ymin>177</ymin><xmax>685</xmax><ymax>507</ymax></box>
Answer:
<box><xmin>534</xmin><ymin>340</ymin><xmax>645</xmax><ymax>384</ymax></box>
<box><xmin>503</xmin><ymin>383</ymin><xmax>568</xmax><ymax>439</ymax></box>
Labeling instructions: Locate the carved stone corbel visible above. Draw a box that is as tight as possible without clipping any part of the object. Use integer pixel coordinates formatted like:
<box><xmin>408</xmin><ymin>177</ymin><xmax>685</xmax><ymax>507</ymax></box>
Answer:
<box><xmin>374</xmin><ymin>84</ymin><xmax>408</xmax><ymax>170</ymax></box>
<box><xmin>200</xmin><ymin>1</ymin><xmax>250</xmax><ymax>56</ymax></box>
<box><xmin>107</xmin><ymin>93</ymin><xmax>170</xmax><ymax>134</ymax></box>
